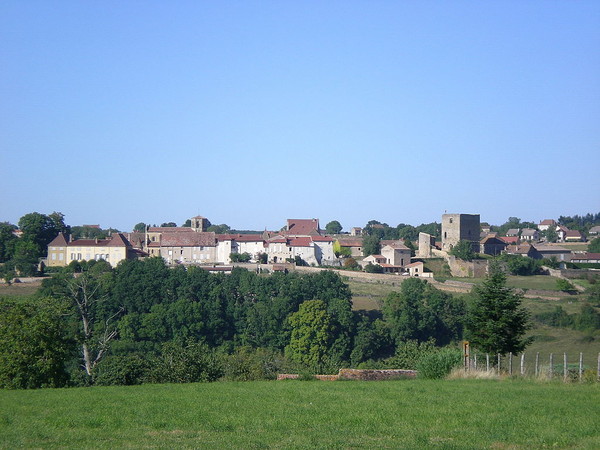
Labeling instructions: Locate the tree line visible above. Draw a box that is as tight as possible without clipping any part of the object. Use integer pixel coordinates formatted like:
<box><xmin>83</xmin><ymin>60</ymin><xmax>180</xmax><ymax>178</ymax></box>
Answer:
<box><xmin>1</xmin><ymin>258</ymin><xmax>474</xmax><ymax>388</ymax></box>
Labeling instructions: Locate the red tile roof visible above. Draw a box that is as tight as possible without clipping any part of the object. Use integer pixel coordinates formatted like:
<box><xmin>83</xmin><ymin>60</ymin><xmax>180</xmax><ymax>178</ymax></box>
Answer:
<box><xmin>338</xmin><ymin>239</ymin><xmax>363</xmax><ymax>247</ymax></box>
<box><xmin>289</xmin><ymin>237</ymin><xmax>313</xmax><ymax>247</ymax></box>
<box><xmin>150</xmin><ymin>232</ymin><xmax>216</xmax><ymax>247</ymax></box>
<box><xmin>286</xmin><ymin>219</ymin><xmax>320</xmax><ymax>235</ymax></box>
<box><xmin>147</xmin><ymin>227</ymin><xmax>194</xmax><ymax>233</ymax></box>
<box><xmin>67</xmin><ymin>233</ymin><xmax>131</xmax><ymax>248</ymax></box>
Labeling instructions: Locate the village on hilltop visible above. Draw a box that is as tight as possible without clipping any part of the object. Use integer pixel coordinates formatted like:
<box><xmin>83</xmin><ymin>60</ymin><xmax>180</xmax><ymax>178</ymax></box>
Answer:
<box><xmin>41</xmin><ymin>213</ymin><xmax>600</xmax><ymax>278</ymax></box>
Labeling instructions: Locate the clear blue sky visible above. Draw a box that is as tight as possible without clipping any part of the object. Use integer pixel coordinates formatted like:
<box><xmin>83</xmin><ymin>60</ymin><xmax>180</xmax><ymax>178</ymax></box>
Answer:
<box><xmin>1</xmin><ymin>2</ymin><xmax>599</xmax><ymax>232</ymax></box>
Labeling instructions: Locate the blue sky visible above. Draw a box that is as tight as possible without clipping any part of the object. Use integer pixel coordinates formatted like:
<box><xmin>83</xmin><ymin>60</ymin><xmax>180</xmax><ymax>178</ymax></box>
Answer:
<box><xmin>1</xmin><ymin>2</ymin><xmax>599</xmax><ymax>232</ymax></box>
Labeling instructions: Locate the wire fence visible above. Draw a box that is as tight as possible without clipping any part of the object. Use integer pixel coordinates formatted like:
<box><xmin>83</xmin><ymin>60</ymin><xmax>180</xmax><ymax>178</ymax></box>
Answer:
<box><xmin>465</xmin><ymin>350</ymin><xmax>600</xmax><ymax>382</ymax></box>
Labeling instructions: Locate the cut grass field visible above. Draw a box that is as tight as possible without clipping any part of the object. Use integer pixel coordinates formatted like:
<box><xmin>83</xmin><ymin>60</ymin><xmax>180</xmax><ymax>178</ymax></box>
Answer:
<box><xmin>1</xmin><ymin>379</ymin><xmax>599</xmax><ymax>448</ymax></box>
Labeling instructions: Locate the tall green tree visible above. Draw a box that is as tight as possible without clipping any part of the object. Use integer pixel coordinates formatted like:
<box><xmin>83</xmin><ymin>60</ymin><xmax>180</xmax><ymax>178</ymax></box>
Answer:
<box><xmin>325</xmin><ymin>220</ymin><xmax>343</xmax><ymax>235</ymax></box>
<box><xmin>383</xmin><ymin>278</ymin><xmax>465</xmax><ymax>346</ymax></box>
<box><xmin>133</xmin><ymin>222</ymin><xmax>147</xmax><ymax>232</ymax></box>
<box><xmin>588</xmin><ymin>237</ymin><xmax>600</xmax><ymax>253</ymax></box>
<box><xmin>285</xmin><ymin>300</ymin><xmax>333</xmax><ymax>370</ymax></box>
<box><xmin>466</xmin><ymin>262</ymin><xmax>533</xmax><ymax>355</ymax></box>
<box><xmin>18</xmin><ymin>212</ymin><xmax>61</xmax><ymax>257</ymax></box>
<box><xmin>0</xmin><ymin>222</ymin><xmax>18</xmax><ymax>262</ymax></box>
<box><xmin>362</xmin><ymin>235</ymin><xmax>381</xmax><ymax>256</ymax></box>
<box><xmin>0</xmin><ymin>297</ymin><xmax>72</xmax><ymax>389</ymax></box>
<box><xmin>449</xmin><ymin>240</ymin><xmax>475</xmax><ymax>261</ymax></box>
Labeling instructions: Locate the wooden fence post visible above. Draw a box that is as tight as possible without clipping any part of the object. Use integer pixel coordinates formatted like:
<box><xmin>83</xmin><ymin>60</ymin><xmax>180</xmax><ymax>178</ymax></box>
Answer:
<box><xmin>497</xmin><ymin>354</ymin><xmax>501</xmax><ymax>375</ymax></box>
<box><xmin>563</xmin><ymin>353</ymin><xmax>568</xmax><ymax>382</ymax></box>
<box><xmin>509</xmin><ymin>352</ymin><xmax>513</xmax><ymax>375</ymax></box>
<box><xmin>579</xmin><ymin>353</ymin><xmax>583</xmax><ymax>382</ymax></box>
<box><xmin>474</xmin><ymin>353</ymin><xmax>477</xmax><ymax>371</ymax></box>
<box><xmin>486</xmin><ymin>354</ymin><xmax>490</xmax><ymax>372</ymax></box>
<box><xmin>520</xmin><ymin>353</ymin><xmax>525</xmax><ymax>376</ymax></box>
<box><xmin>535</xmin><ymin>352</ymin><xmax>539</xmax><ymax>377</ymax></box>
<box><xmin>549</xmin><ymin>353</ymin><xmax>553</xmax><ymax>379</ymax></box>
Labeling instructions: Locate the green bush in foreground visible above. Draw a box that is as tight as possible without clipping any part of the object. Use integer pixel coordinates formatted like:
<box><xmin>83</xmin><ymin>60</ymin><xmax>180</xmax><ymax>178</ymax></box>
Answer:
<box><xmin>416</xmin><ymin>347</ymin><xmax>462</xmax><ymax>379</ymax></box>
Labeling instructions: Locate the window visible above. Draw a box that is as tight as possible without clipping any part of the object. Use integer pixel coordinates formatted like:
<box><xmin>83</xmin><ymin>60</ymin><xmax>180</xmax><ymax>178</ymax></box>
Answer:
<box><xmin>51</xmin><ymin>253</ymin><xmax>56</xmax><ymax>260</ymax></box>
<box><xmin>59</xmin><ymin>254</ymin><xmax>64</xmax><ymax>261</ymax></box>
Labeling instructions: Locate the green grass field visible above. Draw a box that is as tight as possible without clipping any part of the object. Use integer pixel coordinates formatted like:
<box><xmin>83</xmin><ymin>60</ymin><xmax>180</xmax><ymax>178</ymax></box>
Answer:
<box><xmin>1</xmin><ymin>379</ymin><xmax>599</xmax><ymax>448</ymax></box>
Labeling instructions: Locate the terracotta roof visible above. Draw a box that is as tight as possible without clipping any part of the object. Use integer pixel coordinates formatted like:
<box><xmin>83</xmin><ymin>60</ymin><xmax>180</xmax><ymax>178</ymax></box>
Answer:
<box><xmin>311</xmin><ymin>236</ymin><xmax>333</xmax><ymax>242</ymax></box>
<box><xmin>286</xmin><ymin>219</ymin><xmax>320</xmax><ymax>235</ymax></box>
<box><xmin>532</xmin><ymin>245</ymin><xmax>570</xmax><ymax>253</ymax></box>
<box><xmin>67</xmin><ymin>233</ymin><xmax>131</xmax><ymax>248</ymax></box>
<box><xmin>480</xmin><ymin>236</ymin><xmax>507</xmax><ymax>245</ymax></box>
<box><xmin>571</xmin><ymin>253</ymin><xmax>600</xmax><ymax>261</ymax></box>
<box><xmin>151</xmin><ymin>232</ymin><xmax>216</xmax><ymax>247</ymax></box>
<box><xmin>521</xmin><ymin>228</ymin><xmax>537</xmax><ymax>237</ymax></box>
<box><xmin>147</xmin><ymin>227</ymin><xmax>194</xmax><ymax>233</ymax></box>
<box><xmin>381</xmin><ymin>241</ymin><xmax>409</xmax><ymax>250</ymax></box>
<box><xmin>405</xmin><ymin>262</ymin><xmax>423</xmax><ymax>268</ymax></box>
<box><xmin>338</xmin><ymin>239</ymin><xmax>363</xmax><ymax>247</ymax></box>
<box><xmin>539</xmin><ymin>219</ymin><xmax>556</xmax><ymax>226</ymax></box>
<box><xmin>565</xmin><ymin>230</ymin><xmax>583</xmax><ymax>238</ymax></box>
<box><xmin>498</xmin><ymin>236</ymin><xmax>519</xmax><ymax>244</ymax></box>
<box><xmin>289</xmin><ymin>237</ymin><xmax>313</xmax><ymax>247</ymax></box>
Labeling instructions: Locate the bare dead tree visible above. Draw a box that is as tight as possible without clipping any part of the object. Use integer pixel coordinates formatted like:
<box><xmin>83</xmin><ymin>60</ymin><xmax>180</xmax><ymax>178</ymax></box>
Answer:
<box><xmin>67</xmin><ymin>273</ymin><xmax>122</xmax><ymax>377</ymax></box>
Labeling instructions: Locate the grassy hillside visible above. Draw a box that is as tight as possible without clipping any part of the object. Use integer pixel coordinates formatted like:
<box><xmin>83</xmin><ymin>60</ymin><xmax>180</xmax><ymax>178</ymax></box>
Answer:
<box><xmin>1</xmin><ymin>379</ymin><xmax>599</xmax><ymax>448</ymax></box>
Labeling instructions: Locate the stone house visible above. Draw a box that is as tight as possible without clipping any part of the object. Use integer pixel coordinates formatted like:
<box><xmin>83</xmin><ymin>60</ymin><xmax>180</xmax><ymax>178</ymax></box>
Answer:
<box><xmin>479</xmin><ymin>235</ymin><xmax>507</xmax><ymax>256</ymax></box>
<box><xmin>538</xmin><ymin>219</ymin><xmax>557</xmax><ymax>231</ymax></box>
<box><xmin>147</xmin><ymin>231</ymin><xmax>219</xmax><ymax>264</ymax></box>
<box><xmin>520</xmin><ymin>228</ymin><xmax>539</xmax><ymax>241</ymax></box>
<box><xmin>47</xmin><ymin>233</ymin><xmax>137</xmax><ymax>268</ymax></box>
<box><xmin>380</xmin><ymin>242</ymin><xmax>411</xmax><ymax>267</ymax></box>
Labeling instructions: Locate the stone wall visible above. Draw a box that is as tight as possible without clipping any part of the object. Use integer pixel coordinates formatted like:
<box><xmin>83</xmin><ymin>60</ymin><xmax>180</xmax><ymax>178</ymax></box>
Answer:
<box><xmin>446</xmin><ymin>256</ymin><xmax>488</xmax><ymax>278</ymax></box>
<box><xmin>277</xmin><ymin>369</ymin><xmax>417</xmax><ymax>381</ymax></box>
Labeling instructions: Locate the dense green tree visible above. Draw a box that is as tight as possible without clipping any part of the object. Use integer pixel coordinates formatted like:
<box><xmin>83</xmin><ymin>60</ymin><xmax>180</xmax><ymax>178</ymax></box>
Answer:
<box><xmin>285</xmin><ymin>300</ymin><xmax>334</xmax><ymax>370</ymax></box>
<box><xmin>182</xmin><ymin>219</ymin><xmax>192</xmax><ymax>227</ymax></box>
<box><xmin>544</xmin><ymin>226</ymin><xmax>558</xmax><ymax>243</ymax></box>
<box><xmin>207</xmin><ymin>224</ymin><xmax>231</xmax><ymax>234</ymax></box>
<box><xmin>362</xmin><ymin>235</ymin><xmax>381</xmax><ymax>256</ymax></box>
<box><xmin>449</xmin><ymin>240</ymin><xmax>475</xmax><ymax>261</ymax></box>
<box><xmin>364</xmin><ymin>262</ymin><xmax>384</xmax><ymax>273</ymax></box>
<box><xmin>49</xmin><ymin>211</ymin><xmax>70</xmax><ymax>234</ymax></box>
<box><xmin>18</xmin><ymin>212</ymin><xmax>61</xmax><ymax>257</ymax></box>
<box><xmin>160</xmin><ymin>222</ymin><xmax>177</xmax><ymax>227</ymax></box>
<box><xmin>133</xmin><ymin>222</ymin><xmax>147</xmax><ymax>232</ymax></box>
<box><xmin>325</xmin><ymin>220</ymin><xmax>343</xmax><ymax>235</ymax></box>
<box><xmin>0</xmin><ymin>297</ymin><xmax>72</xmax><ymax>389</ymax></box>
<box><xmin>0</xmin><ymin>222</ymin><xmax>18</xmax><ymax>262</ymax></box>
<box><xmin>12</xmin><ymin>239</ymin><xmax>40</xmax><ymax>276</ymax></box>
<box><xmin>333</xmin><ymin>240</ymin><xmax>351</xmax><ymax>258</ymax></box>
<box><xmin>230</xmin><ymin>252</ymin><xmax>251</xmax><ymax>262</ymax></box>
<box><xmin>383</xmin><ymin>278</ymin><xmax>465</xmax><ymax>346</ymax></box>
<box><xmin>588</xmin><ymin>237</ymin><xmax>600</xmax><ymax>253</ymax></box>
<box><xmin>466</xmin><ymin>263</ymin><xmax>533</xmax><ymax>355</ymax></box>
<box><xmin>71</xmin><ymin>225</ymin><xmax>108</xmax><ymax>240</ymax></box>
<box><xmin>498</xmin><ymin>254</ymin><xmax>540</xmax><ymax>276</ymax></box>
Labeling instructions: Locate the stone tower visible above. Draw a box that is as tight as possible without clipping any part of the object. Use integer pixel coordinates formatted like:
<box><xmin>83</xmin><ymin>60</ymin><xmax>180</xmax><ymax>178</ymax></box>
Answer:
<box><xmin>190</xmin><ymin>216</ymin><xmax>209</xmax><ymax>232</ymax></box>
<box><xmin>441</xmin><ymin>213</ymin><xmax>480</xmax><ymax>252</ymax></box>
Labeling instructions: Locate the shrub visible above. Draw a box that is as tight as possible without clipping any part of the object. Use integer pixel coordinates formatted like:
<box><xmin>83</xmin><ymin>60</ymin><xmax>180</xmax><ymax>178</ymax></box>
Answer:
<box><xmin>416</xmin><ymin>347</ymin><xmax>462</xmax><ymax>380</ymax></box>
<box><xmin>556</xmin><ymin>278</ymin><xmax>576</xmax><ymax>292</ymax></box>
<box><xmin>145</xmin><ymin>341</ymin><xmax>223</xmax><ymax>383</ymax></box>
<box><xmin>365</xmin><ymin>263</ymin><xmax>383</xmax><ymax>273</ymax></box>
<box><xmin>93</xmin><ymin>355</ymin><xmax>150</xmax><ymax>386</ymax></box>
<box><xmin>221</xmin><ymin>347</ymin><xmax>285</xmax><ymax>381</ymax></box>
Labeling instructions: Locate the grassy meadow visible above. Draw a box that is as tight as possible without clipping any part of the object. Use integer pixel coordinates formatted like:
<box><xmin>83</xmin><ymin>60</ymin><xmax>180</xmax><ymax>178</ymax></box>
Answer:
<box><xmin>1</xmin><ymin>379</ymin><xmax>599</xmax><ymax>449</ymax></box>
